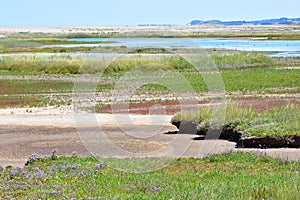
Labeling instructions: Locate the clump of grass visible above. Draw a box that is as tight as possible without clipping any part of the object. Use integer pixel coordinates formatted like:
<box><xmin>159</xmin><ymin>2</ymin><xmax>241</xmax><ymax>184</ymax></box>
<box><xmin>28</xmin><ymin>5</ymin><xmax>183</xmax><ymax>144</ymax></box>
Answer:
<box><xmin>0</xmin><ymin>55</ymin><xmax>82</xmax><ymax>74</ymax></box>
<box><xmin>171</xmin><ymin>102</ymin><xmax>256</xmax><ymax>133</ymax></box>
<box><xmin>99</xmin><ymin>55</ymin><xmax>195</xmax><ymax>75</ymax></box>
<box><xmin>171</xmin><ymin>103</ymin><xmax>300</xmax><ymax>137</ymax></box>
<box><xmin>212</xmin><ymin>52</ymin><xmax>275</xmax><ymax>68</ymax></box>
<box><xmin>241</xmin><ymin>104</ymin><xmax>300</xmax><ymax>137</ymax></box>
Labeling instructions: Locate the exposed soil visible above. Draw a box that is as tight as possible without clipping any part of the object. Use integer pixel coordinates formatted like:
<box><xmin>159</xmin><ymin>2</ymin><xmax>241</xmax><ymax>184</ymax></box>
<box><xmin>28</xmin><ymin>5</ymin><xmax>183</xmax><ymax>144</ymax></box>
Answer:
<box><xmin>1</xmin><ymin>96</ymin><xmax>300</xmax><ymax>167</ymax></box>
<box><xmin>0</xmin><ymin>123</ymin><xmax>235</xmax><ymax>167</ymax></box>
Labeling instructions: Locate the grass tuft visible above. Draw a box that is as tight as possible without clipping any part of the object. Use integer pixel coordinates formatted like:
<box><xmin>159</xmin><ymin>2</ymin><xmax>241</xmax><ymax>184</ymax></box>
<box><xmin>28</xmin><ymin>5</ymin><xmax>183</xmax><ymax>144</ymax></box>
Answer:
<box><xmin>171</xmin><ymin>103</ymin><xmax>300</xmax><ymax>137</ymax></box>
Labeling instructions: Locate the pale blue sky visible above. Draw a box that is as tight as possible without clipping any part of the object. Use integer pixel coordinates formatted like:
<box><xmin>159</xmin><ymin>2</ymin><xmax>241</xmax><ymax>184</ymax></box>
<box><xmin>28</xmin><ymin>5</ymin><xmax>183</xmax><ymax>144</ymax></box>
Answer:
<box><xmin>1</xmin><ymin>0</ymin><xmax>299</xmax><ymax>26</ymax></box>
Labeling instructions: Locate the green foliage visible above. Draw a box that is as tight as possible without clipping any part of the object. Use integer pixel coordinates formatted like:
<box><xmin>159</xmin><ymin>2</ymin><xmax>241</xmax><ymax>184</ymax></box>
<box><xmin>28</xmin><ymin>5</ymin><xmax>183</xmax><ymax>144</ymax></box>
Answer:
<box><xmin>241</xmin><ymin>104</ymin><xmax>300</xmax><ymax>137</ymax></box>
<box><xmin>171</xmin><ymin>103</ymin><xmax>300</xmax><ymax>137</ymax></box>
<box><xmin>1</xmin><ymin>152</ymin><xmax>299</xmax><ymax>199</ymax></box>
<box><xmin>0</xmin><ymin>55</ymin><xmax>82</xmax><ymax>74</ymax></box>
<box><xmin>0</xmin><ymin>80</ymin><xmax>73</xmax><ymax>108</ymax></box>
<box><xmin>171</xmin><ymin>102</ymin><xmax>257</xmax><ymax>132</ymax></box>
<box><xmin>0</xmin><ymin>52</ymin><xmax>278</xmax><ymax>75</ymax></box>
<box><xmin>0</xmin><ymin>38</ymin><xmax>110</xmax><ymax>47</ymax></box>
<box><xmin>221</xmin><ymin>68</ymin><xmax>300</xmax><ymax>92</ymax></box>
<box><xmin>213</xmin><ymin>52</ymin><xmax>275</xmax><ymax>68</ymax></box>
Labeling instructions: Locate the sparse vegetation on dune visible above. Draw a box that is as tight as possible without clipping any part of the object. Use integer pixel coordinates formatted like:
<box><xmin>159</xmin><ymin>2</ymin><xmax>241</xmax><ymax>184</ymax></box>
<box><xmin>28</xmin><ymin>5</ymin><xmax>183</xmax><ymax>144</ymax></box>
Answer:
<box><xmin>1</xmin><ymin>152</ymin><xmax>299</xmax><ymax>199</ymax></box>
<box><xmin>6</xmin><ymin>29</ymin><xmax>300</xmax><ymax>40</ymax></box>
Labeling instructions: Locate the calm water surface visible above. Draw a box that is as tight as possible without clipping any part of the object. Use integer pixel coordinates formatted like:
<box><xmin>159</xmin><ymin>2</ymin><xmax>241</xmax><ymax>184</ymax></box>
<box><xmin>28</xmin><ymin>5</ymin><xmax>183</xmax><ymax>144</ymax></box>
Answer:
<box><xmin>64</xmin><ymin>38</ymin><xmax>300</xmax><ymax>53</ymax></box>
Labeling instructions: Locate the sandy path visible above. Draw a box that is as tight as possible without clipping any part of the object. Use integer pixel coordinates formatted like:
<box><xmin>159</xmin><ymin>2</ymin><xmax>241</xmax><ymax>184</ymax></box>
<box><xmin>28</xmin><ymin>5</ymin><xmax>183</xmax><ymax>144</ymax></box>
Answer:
<box><xmin>0</xmin><ymin>107</ymin><xmax>299</xmax><ymax>167</ymax></box>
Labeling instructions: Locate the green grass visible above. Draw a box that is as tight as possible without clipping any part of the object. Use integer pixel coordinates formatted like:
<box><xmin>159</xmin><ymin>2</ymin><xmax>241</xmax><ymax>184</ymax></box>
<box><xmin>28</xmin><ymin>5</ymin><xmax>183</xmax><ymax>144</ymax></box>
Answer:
<box><xmin>0</xmin><ymin>53</ymin><xmax>298</xmax><ymax>109</ymax></box>
<box><xmin>0</xmin><ymin>96</ymin><xmax>44</xmax><ymax>108</ymax></box>
<box><xmin>171</xmin><ymin>103</ymin><xmax>300</xmax><ymax>137</ymax></box>
<box><xmin>212</xmin><ymin>52</ymin><xmax>275</xmax><ymax>68</ymax></box>
<box><xmin>221</xmin><ymin>68</ymin><xmax>299</xmax><ymax>92</ymax></box>
<box><xmin>0</xmin><ymin>38</ymin><xmax>116</xmax><ymax>53</ymax></box>
<box><xmin>1</xmin><ymin>152</ymin><xmax>299</xmax><ymax>199</ymax></box>
<box><xmin>0</xmin><ymin>56</ymin><xmax>82</xmax><ymax>75</ymax></box>
<box><xmin>0</xmin><ymin>66</ymin><xmax>299</xmax><ymax>109</ymax></box>
<box><xmin>0</xmin><ymin>79</ymin><xmax>74</xmax><ymax>108</ymax></box>
<box><xmin>0</xmin><ymin>53</ymin><xmax>276</xmax><ymax>75</ymax></box>
<box><xmin>0</xmin><ymin>47</ymin><xmax>96</xmax><ymax>54</ymax></box>
<box><xmin>242</xmin><ymin>105</ymin><xmax>300</xmax><ymax>137</ymax></box>
<box><xmin>155</xmin><ymin>68</ymin><xmax>299</xmax><ymax>93</ymax></box>
<box><xmin>0</xmin><ymin>38</ymin><xmax>113</xmax><ymax>47</ymax></box>
<box><xmin>2</xmin><ymin>67</ymin><xmax>298</xmax><ymax>94</ymax></box>
<box><xmin>0</xmin><ymin>80</ymin><xmax>73</xmax><ymax>95</ymax></box>
<box><xmin>2</xmin><ymin>68</ymin><xmax>298</xmax><ymax>95</ymax></box>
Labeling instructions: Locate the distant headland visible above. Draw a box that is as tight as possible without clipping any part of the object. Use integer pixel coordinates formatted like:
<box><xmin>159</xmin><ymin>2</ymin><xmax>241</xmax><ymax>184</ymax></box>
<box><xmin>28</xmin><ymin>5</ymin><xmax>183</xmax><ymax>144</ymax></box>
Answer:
<box><xmin>189</xmin><ymin>17</ymin><xmax>300</xmax><ymax>26</ymax></box>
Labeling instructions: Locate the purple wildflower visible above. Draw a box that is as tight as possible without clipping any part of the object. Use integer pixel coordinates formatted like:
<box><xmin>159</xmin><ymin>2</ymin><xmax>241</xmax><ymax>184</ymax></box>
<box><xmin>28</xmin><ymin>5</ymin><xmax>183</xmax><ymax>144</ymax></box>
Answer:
<box><xmin>25</xmin><ymin>153</ymin><xmax>41</xmax><ymax>165</ymax></box>
<box><xmin>49</xmin><ymin>166</ymin><xmax>58</xmax><ymax>174</ymax></box>
<box><xmin>71</xmin><ymin>151</ymin><xmax>77</xmax><ymax>156</ymax></box>
<box><xmin>53</xmin><ymin>185</ymin><xmax>60</xmax><ymax>189</ymax></box>
<box><xmin>32</xmin><ymin>167</ymin><xmax>46</xmax><ymax>178</ymax></box>
<box><xmin>94</xmin><ymin>163</ymin><xmax>106</xmax><ymax>170</ymax></box>
<box><xmin>32</xmin><ymin>167</ymin><xmax>40</xmax><ymax>171</ymax></box>
<box><xmin>69</xmin><ymin>164</ymin><xmax>81</xmax><ymax>170</ymax></box>
<box><xmin>36</xmin><ymin>170</ymin><xmax>46</xmax><ymax>178</ymax></box>
<box><xmin>72</xmin><ymin>171</ymin><xmax>76</xmax><ymax>177</ymax></box>
<box><xmin>29</xmin><ymin>153</ymin><xmax>41</xmax><ymax>160</ymax></box>
<box><xmin>78</xmin><ymin>170</ymin><xmax>85</xmax><ymax>177</ymax></box>
<box><xmin>49</xmin><ymin>190</ymin><xmax>60</xmax><ymax>195</ymax></box>
<box><xmin>153</xmin><ymin>186</ymin><xmax>161</xmax><ymax>192</ymax></box>
<box><xmin>10</xmin><ymin>169</ymin><xmax>19</xmax><ymax>176</ymax></box>
<box><xmin>59</xmin><ymin>164</ymin><xmax>67</xmax><ymax>170</ymax></box>
<box><xmin>35</xmin><ymin>181</ymin><xmax>42</xmax><ymax>186</ymax></box>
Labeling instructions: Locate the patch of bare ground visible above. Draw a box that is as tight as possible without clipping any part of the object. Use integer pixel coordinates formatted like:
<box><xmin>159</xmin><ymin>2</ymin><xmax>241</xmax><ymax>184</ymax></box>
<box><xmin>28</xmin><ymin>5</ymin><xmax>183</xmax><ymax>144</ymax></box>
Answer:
<box><xmin>1</xmin><ymin>96</ymin><xmax>299</xmax><ymax>167</ymax></box>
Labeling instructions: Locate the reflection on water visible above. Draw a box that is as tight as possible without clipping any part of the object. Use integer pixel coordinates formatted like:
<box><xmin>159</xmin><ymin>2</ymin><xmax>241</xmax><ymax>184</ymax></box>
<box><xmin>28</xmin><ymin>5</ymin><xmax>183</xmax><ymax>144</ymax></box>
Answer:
<box><xmin>60</xmin><ymin>38</ymin><xmax>300</xmax><ymax>52</ymax></box>
<box><xmin>1</xmin><ymin>37</ymin><xmax>300</xmax><ymax>58</ymax></box>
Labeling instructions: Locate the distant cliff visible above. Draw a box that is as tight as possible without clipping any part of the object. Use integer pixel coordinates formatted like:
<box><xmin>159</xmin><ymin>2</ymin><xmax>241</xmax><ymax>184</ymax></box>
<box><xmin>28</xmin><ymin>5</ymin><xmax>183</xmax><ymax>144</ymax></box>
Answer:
<box><xmin>189</xmin><ymin>18</ymin><xmax>300</xmax><ymax>26</ymax></box>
